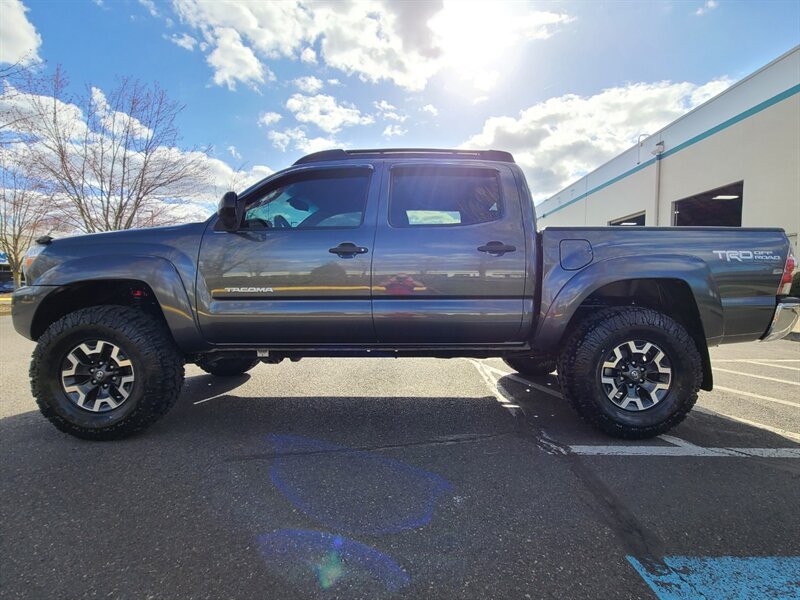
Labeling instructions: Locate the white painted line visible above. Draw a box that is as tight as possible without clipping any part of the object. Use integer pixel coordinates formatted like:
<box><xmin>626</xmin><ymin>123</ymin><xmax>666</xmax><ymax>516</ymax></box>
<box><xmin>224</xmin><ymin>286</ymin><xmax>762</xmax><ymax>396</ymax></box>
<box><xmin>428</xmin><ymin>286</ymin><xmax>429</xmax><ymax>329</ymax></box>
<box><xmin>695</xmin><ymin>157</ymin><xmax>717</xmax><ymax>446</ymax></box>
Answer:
<box><xmin>658</xmin><ymin>434</ymin><xmax>702</xmax><ymax>448</ymax></box>
<box><xmin>713</xmin><ymin>385</ymin><xmax>800</xmax><ymax>408</ymax></box>
<box><xmin>714</xmin><ymin>367</ymin><xmax>800</xmax><ymax>387</ymax></box>
<box><xmin>695</xmin><ymin>406</ymin><xmax>800</xmax><ymax>443</ymax></box>
<box><xmin>746</xmin><ymin>361</ymin><xmax>800</xmax><ymax>372</ymax></box>
<box><xmin>466</xmin><ymin>360</ymin><xmax>523</xmax><ymax>414</ymax></box>
<box><xmin>193</xmin><ymin>394</ymin><xmax>229</xmax><ymax>405</ymax></box>
<box><xmin>713</xmin><ymin>359</ymin><xmax>800</xmax><ymax>363</ymax></box>
<box><xmin>568</xmin><ymin>445</ymin><xmax>800</xmax><ymax>457</ymax></box>
<box><xmin>477</xmin><ymin>363</ymin><xmax>563</xmax><ymax>398</ymax></box>
<box><xmin>468</xmin><ymin>361</ymin><xmax>800</xmax><ymax>457</ymax></box>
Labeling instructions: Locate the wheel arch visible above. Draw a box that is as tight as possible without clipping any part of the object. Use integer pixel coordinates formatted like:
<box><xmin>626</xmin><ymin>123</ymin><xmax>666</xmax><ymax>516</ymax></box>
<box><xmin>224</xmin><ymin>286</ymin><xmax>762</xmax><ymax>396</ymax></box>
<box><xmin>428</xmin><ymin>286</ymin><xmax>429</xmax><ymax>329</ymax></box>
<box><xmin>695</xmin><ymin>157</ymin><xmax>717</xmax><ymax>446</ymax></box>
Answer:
<box><xmin>535</xmin><ymin>256</ymin><xmax>721</xmax><ymax>391</ymax></box>
<box><xmin>30</xmin><ymin>255</ymin><xmax>205</xmax><ymax>352</ymax></box>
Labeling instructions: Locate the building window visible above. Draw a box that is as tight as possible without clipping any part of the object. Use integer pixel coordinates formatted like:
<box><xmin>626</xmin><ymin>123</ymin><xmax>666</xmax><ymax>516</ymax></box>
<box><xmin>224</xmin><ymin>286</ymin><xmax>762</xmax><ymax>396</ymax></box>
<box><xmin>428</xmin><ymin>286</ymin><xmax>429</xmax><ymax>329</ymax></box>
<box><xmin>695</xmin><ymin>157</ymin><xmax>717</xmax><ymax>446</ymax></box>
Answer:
<box><xmin>609</xmin><ymin>211</ymin><xmax>646</xmax><ymax>226</ymax></box>
<box><xmin>672</xmin><ymin>182</ymin><xmax>743</xmax><ymax>227</ymax></box>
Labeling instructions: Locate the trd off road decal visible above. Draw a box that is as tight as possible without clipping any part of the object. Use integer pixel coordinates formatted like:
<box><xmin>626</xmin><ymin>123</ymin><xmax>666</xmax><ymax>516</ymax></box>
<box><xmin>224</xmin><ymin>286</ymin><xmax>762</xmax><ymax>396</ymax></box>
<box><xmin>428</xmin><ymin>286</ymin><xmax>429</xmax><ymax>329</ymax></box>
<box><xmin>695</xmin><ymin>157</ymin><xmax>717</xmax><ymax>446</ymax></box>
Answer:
<box><xmin>713</xmin><ymin>250</ymin><xmax>782</xmax><ymax>262</ymax></box>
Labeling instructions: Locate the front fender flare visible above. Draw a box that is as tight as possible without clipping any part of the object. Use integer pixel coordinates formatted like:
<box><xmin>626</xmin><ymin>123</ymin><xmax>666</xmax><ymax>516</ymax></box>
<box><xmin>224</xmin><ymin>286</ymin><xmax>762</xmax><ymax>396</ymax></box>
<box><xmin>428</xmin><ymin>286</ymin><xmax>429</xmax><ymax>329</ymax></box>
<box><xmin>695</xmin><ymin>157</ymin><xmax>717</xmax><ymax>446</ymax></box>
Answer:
<box><xmin>34</xmin><ymin>255</ymin><xmax>205</xmax><ymax>352</ymax></box>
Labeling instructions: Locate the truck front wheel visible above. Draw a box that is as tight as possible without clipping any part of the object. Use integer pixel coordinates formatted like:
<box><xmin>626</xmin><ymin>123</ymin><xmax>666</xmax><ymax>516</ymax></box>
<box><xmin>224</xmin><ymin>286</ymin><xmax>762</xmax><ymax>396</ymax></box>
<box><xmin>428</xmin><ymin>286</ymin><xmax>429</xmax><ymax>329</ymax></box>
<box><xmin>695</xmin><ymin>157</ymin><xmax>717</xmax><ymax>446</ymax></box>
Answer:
<box><xmin>31</xmin><ymin>306</ymin><xmax>185</xmax><ymax>440</ymax></box>
<box><xmin>557</xmin><ymin>307</ymin><xmax>702</xmax><ymax>439</ymax></box>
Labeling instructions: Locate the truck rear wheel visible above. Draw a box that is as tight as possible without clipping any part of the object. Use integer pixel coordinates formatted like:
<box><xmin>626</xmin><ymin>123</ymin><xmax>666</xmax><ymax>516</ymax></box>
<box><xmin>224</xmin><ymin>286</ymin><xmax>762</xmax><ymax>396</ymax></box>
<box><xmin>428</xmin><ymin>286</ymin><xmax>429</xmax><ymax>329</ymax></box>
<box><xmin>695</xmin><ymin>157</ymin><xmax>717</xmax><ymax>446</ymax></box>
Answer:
<box><xmin>30</xmin><ymin>306</ymin><xmax>184</xmax><ymax>440</ymax></box>
<box><xmin>502</xmin><ymin>356</ymin><xmax>557</xmax><ymax>376</ymax></box>
<box><xmin>196</xmin><ymin>355</ymin><xmax>259</xmax><ymax>377</ymax></box>
<box><xmin>557</xmin><ymin>307</ymin><xmax>702</xmax><ymax>439</ymax></box>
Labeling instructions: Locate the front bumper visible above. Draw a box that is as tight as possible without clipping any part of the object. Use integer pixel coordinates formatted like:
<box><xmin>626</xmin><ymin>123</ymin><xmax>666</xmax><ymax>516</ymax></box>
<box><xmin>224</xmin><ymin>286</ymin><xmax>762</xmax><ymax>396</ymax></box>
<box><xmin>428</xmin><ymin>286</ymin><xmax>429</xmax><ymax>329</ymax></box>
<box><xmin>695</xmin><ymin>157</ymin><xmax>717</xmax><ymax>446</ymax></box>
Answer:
<box><xmin>760</xmin><ymin>297</ymin><xmax>800</xmax><ymax>342</ymax></box>
<box><xmin>11</xmin><ymin>285</ymin><xmax>57</xmax><ymax>340</ymax></box>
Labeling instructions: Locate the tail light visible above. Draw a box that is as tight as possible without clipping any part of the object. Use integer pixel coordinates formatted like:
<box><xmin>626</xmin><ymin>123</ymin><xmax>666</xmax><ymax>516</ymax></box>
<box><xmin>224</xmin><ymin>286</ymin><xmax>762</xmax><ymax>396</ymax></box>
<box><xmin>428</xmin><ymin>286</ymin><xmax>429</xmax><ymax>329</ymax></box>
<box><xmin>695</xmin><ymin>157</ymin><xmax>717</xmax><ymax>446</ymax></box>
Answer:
<box><xmin>779</xmin><ymin>251</ymin><xmax>797</xmax><ymax>295</ymax></box>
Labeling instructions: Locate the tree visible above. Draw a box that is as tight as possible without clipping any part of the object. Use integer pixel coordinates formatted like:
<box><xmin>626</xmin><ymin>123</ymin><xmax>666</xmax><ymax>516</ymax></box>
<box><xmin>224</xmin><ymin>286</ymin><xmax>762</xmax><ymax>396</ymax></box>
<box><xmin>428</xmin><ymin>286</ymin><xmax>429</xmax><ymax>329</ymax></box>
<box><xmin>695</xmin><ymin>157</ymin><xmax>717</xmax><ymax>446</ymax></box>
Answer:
<box><xmin>0</xmin><ymin>148</ymin><xmax>53</xmax><ymax>286</ymax></box>
<box><xmin>6</xmin><ymin>67</ymin><xmax>209</xmax><ymax>232</ymax></box>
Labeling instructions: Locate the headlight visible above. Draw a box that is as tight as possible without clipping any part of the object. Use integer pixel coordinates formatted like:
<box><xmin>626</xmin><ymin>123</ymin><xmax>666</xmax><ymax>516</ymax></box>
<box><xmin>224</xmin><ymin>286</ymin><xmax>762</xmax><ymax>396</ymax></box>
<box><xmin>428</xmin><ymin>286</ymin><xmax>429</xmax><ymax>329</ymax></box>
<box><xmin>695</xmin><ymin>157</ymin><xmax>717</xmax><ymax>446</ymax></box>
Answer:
<box><xmin>22</xmin><ymin>244</ymin><xmax>45</xmax><ymax>283</ymax></box>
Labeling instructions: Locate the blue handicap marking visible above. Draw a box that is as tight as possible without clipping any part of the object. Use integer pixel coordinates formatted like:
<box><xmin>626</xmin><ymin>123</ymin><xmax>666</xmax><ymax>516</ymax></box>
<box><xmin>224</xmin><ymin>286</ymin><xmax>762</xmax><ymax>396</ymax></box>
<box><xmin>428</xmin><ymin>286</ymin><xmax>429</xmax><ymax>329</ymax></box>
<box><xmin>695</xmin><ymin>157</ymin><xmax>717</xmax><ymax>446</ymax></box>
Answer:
<box><xmin>627</xmin><ymin>555</ymin><xmax>800</xmax><ymax>600</ymax></box>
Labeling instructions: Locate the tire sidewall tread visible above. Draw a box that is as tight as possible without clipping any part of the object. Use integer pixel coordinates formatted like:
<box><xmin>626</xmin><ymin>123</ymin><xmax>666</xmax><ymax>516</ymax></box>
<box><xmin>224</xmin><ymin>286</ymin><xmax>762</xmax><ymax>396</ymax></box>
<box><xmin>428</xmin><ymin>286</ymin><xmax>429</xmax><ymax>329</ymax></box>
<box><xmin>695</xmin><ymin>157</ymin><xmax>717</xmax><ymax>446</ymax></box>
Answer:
<box><xmin>30</xmin><ymin>305</ymin><xmax>184</xmax><ymax>441</ymax></box>
<box><xmin>557</xmin><ymin>307</ymin><xmax>702</xmax><ymax>439</ymax></box>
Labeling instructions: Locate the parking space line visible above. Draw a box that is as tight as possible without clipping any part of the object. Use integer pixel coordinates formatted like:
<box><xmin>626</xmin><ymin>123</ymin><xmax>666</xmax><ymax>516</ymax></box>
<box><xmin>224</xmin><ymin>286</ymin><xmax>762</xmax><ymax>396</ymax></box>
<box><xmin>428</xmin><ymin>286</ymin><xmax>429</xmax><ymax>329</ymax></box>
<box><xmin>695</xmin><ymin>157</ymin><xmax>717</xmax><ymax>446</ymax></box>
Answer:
<box><xmin>694</xmin><ymin>407</ymin><xmax>800</xmax><ymax>443</ymax></box>
<box><xmin>658</xmin><ymin>434</ymin><xmax>702</xmax><ymax>448</ymax></box>
<box><xmin>713</xmin><ymin>385</ymin><xmax>800</xmax><ymax>408</ymax></box>
<box><xmin>468</xmin><ymin>361</ymin><xmax>800</xmax><ymax>457</ymax></box>
<box><xmin>476</xmin><ymin>363</ymin><xmax>563</xmax><ymax>398</ymax></box>
<box><xmin>746</xmin><ymin>360</ymin><xmax>800</xmax><ymax>372</ymax></box>
<box><xmin>568</xmin><ymin>445</ymin><xmax>800</xmax><ymax>457</ymax></box>
<box><xmin>714</xmin><ymin>359</ymin><xmax>800</xmax><ymax>362</ymax></box>
<box><xmin>713</xmin><ymin>367</ymin><xmax>800</xmax><ymax>387</ymax></box>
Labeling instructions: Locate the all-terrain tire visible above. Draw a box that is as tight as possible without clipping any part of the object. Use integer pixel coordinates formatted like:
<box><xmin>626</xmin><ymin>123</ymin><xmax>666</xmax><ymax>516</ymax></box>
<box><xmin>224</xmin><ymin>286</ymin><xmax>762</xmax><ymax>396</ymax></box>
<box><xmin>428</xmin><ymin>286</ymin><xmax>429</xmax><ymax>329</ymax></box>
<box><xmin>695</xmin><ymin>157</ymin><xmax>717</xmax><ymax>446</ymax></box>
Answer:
<box><xmin>196</xmin><ymin>355</ymin><xmax>259</xmax><ymax>377</ymax></box>
<box><xmin>502</xmin><ymin>356</ymin><xmax>557</xmax><ymax>376</ymax></box>
<box><xmin>557</xmin><ymin>307</ymin><xmax>702</xmax><ymax>439</ymax></box>
<box><xmin>31</xmin><ymin>305</ymin><xmax>184</xmax><ymax>440</ymax></box>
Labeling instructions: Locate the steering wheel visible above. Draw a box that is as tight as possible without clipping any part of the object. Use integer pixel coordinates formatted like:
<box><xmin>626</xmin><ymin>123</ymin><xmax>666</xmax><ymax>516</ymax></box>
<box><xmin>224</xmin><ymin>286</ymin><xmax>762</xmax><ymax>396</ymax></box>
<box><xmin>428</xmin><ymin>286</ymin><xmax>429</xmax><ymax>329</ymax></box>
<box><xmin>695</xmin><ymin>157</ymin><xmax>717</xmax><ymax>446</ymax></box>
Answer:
<box><xmin>273</xmin><ymin>215</ymin><xmax>291</xmax><ymax>229</ymax></box>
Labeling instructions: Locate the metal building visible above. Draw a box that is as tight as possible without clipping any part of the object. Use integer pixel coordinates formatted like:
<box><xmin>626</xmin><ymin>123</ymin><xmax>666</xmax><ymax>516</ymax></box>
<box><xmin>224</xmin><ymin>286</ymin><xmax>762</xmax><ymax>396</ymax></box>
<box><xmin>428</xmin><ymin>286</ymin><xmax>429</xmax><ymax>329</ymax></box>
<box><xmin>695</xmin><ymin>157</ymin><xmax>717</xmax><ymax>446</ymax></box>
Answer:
<box><xmin>537</xmin><ymin>46</ymin><xmax>800</xmax><ymax>248</ymax></box>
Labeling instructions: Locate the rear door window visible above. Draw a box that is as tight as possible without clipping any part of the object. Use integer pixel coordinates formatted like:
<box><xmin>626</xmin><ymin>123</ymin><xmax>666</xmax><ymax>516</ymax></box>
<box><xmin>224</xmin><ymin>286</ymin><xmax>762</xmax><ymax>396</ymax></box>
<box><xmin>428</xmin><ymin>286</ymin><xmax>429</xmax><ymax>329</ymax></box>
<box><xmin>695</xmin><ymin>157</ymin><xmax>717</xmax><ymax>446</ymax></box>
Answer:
<box><xmin>389</xmin><ymin>167</ymin><xmax>502</xmax><ymax>228</ymax></box>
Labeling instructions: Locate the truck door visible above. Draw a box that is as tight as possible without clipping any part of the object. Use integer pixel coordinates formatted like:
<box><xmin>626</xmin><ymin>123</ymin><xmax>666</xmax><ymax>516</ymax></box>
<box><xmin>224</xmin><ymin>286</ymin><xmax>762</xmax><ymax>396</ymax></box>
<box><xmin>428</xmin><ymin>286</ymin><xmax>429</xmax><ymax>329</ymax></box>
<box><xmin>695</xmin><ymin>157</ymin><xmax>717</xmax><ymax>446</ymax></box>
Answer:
<box><xmin>371</xmin><ymin>163</ymin><xmax>528</xmax><ymax>344</ymax></box>
<box><xmin>196</xmin><ymin>166</ymin><xmax>379</xmax><ymax>344</ymax></box>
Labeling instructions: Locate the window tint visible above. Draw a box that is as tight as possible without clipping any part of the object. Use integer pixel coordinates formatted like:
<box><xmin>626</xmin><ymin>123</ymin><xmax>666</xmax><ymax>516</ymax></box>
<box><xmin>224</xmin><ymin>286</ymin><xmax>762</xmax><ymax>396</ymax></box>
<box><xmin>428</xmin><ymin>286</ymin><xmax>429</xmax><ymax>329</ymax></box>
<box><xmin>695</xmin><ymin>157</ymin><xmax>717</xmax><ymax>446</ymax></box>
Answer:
<box><xmin>244</xmin><ymin>169</ymin><xmax>370</xmax><ymax>230</ymax></box>
<box><xmin>390</xmin><ymin>167</ymin><xmax>502</xmax><ymax>227</ymax></box>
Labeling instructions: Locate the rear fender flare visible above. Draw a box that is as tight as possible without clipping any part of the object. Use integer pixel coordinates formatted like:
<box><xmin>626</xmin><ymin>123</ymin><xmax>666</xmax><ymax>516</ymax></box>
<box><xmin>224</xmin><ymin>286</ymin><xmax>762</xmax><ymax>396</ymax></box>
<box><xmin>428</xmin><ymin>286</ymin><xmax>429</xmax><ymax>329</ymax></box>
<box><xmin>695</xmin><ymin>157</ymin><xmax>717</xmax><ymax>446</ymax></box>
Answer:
<box><xmin>536</xmin><ymin>254</ymin><xmax>723</xmax><ymax>349</ymax></box>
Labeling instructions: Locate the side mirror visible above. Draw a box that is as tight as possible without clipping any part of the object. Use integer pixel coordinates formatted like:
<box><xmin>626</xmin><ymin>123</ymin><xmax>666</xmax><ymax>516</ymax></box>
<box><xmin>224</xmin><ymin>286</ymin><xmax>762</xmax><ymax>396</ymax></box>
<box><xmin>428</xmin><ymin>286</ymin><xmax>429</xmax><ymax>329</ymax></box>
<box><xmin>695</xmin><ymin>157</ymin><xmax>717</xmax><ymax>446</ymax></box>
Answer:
<box><xmin>217</xmin><ymin>191</ymin><xmax>244</xmax><ymax>231</ymax></box>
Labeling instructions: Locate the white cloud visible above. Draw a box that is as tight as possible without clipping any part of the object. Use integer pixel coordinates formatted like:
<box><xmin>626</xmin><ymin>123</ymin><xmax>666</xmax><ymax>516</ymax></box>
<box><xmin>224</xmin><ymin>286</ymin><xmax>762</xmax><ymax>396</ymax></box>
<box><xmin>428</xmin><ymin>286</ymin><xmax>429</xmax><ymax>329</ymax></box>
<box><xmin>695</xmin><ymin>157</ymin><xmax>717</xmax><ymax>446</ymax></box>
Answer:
<box><xmin>374</xmin><ymin>100</ymin><xmax>407</xmax><ymax>122</ymax></box>
<box><xmin>0</xmin><ymin>0</ymin><xmax>42</xmax><ymax>65</ymax></box>
<box><xmin>166</xmin><ymin>32</ymin><xmax>198</xmax><ymax>51</ymax></box>
<box><xmin>382</xmin><ymin>124</ymin><xmax>407</xmax><ymax>138</ymax></box>
<box><xmin>472</xmin><ymin>96</ymin><xmax>488</xmax><ymax>105</ymax></box>
<box><xmin>695</xmin><ymin>0</ymin><xmax>718</xmax><ymax>16</ymax></box>
<box><xmin>463</xmin><ymin>78</ymin><xmax>732</xmax><ymax>201</ymax></box>
<box><xmin>267</xmin><ymin>127</ymin><xmax>340</xmax><ymax>154</ymax></box>
<box><xmin>292</xmin><ymin>75</ymin><xmax>324</xmax><ymax>93</ymax></box>
<box><xmin>257</xmin><ymin>111</ymin><xmax>282</xmax><ymax>127</ymax></box>
<box><xmin>170</xmin><ymin>0</ymin><xmax>572</xmax><ymax>92</ymax></box>
<box><xmin>138</xmin><ymin>0</ymin><xmax>159</xmax><ymax>17</ymax></box>
<box><xmin>286</xmin><ymin>93</ymin><xmax>373</xmax><ymax>133</ymax></box>
<box><xmin>206</xmin><ymin>27</ymin><xmax>274</xmax><ymax>90</ymax></box>
<box><xmin>421</xmin><ymin>103</ymin><xmax>438</xmax><ymax>116</ymax></box>
<box><xmin>300</xmin><ymin>47</ymin><xmax>317</xmax><ymax>63</ymax></box>
<box><xmin>327</xmin><ymin>78</ymin><xmax>341</xmax><ymax>86</ymax></box>
<box><xmin>227</xmin><ymin>145</ymin><xmax>241</xmax><ymax>160</ymax></box>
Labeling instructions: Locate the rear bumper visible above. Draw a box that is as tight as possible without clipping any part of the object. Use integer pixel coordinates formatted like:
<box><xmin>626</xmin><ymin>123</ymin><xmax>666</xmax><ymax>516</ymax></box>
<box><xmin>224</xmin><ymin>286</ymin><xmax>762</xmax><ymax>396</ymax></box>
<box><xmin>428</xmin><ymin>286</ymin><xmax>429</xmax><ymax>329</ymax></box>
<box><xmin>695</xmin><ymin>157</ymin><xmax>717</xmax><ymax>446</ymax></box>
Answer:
<box><xmin>760</xmin><ymin>297</ymin><xmax>800</xmax><ymax>342</ymax></box>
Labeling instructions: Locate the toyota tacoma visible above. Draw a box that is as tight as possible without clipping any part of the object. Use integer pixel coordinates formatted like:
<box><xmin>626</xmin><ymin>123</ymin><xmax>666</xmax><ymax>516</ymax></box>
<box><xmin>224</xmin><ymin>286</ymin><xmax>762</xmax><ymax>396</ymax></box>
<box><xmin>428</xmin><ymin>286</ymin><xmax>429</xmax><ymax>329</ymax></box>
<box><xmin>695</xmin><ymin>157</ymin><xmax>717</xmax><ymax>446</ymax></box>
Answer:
<box><xmin>12</xmin><ymin>149</ymin><xmax>800</xmax><ymax>440</ymax></box>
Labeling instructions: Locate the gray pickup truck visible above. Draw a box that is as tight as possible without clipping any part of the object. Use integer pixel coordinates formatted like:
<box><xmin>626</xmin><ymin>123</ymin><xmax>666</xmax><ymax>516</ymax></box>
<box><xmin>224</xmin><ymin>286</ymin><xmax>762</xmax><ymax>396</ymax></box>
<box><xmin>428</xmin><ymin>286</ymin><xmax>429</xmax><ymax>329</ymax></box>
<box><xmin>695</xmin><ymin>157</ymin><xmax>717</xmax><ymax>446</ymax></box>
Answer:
<box><xmin>12</xmin><ymin>148</ymin><xmax>799</xmax><ymax>441</ymax></box>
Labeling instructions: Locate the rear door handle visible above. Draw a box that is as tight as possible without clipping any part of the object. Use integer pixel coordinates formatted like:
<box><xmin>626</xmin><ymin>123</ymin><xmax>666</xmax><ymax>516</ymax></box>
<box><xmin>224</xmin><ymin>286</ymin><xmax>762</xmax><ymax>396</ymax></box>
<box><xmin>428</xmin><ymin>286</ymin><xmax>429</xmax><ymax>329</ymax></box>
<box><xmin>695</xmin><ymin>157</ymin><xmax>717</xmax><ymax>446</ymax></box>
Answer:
<box><xmin>477</xmin><ymin>241</ymin><xmax>516</xmax><ymax>256</ymax></box>
<box><xmin>329</xmin><ymin>242</ymin><xmax>369</xmax><ymax>258</ymax></box>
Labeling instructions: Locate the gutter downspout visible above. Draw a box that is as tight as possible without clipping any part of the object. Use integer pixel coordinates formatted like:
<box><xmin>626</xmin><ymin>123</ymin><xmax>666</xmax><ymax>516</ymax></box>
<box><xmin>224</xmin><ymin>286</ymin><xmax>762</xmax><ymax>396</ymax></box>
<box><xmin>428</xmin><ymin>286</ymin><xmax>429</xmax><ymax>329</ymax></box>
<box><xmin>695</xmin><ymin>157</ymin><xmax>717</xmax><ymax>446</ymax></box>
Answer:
<box><xmin>652</xmin><ymin>141</ymin><xmax>665</xmax><ymax>225</ymax></box>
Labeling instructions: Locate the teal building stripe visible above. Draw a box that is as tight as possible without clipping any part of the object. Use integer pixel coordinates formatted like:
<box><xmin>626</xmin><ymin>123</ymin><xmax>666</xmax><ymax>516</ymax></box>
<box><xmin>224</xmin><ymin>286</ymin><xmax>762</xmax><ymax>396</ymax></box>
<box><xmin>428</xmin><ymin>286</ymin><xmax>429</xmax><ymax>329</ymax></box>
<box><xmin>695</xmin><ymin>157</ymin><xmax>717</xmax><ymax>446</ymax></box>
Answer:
<box><xmin>541</xmin><ymin>83</ymin><xmax>800</xmax><ymax>219</ymax></box>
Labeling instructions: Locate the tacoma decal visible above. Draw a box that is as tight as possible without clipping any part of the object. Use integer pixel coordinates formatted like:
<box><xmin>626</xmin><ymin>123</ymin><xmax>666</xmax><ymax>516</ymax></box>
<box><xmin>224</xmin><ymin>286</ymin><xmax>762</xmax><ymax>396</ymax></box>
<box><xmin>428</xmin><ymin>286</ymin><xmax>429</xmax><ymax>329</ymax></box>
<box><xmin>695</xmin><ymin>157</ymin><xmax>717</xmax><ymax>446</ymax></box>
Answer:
<box><xmin>223</xmin><ymin>287</ymin><xmax>274</xmax><ymax>293</ymax></box>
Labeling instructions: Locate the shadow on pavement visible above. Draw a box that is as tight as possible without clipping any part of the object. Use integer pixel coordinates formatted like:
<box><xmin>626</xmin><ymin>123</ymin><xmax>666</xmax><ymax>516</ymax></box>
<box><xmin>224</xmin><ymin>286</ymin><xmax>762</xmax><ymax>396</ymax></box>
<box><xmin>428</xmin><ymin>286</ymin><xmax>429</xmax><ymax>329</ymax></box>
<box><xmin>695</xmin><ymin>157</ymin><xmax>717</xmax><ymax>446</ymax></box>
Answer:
<box><xmin>1</xmin><ymin>373</ymin><xmax>798</xmax><ymax>599</ymax></box>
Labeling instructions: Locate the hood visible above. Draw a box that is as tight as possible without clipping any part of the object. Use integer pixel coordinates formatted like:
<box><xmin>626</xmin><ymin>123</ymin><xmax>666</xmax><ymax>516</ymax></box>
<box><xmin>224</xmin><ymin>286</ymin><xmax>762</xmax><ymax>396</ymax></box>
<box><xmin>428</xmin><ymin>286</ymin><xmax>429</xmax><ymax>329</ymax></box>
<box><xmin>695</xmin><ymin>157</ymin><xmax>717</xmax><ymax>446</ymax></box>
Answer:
<box><xmin>26</xmin><ymin>221</ymin><xmax>208</xmax><ymax>284</ymax></box>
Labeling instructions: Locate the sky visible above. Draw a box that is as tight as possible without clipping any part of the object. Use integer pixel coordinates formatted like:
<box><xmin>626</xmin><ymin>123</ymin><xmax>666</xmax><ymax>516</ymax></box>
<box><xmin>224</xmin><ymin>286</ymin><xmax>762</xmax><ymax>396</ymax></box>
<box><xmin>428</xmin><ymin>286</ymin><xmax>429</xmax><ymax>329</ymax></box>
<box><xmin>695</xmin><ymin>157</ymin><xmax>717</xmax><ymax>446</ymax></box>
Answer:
<box><xmin>1</xmin><ymin>0</ymin><xmax>799</xmax><ymax>212</ymax></box>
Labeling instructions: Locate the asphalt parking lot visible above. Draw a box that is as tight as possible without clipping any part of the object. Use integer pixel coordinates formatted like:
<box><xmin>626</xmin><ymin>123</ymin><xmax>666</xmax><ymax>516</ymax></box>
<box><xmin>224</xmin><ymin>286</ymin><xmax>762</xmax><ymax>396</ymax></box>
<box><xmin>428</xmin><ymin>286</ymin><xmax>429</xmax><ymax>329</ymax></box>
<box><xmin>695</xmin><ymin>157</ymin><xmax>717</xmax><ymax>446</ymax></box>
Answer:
<box><xmin>1</xmin><ymin>315</ymin><xmax>799</xmax><ymax>599</ymax></box>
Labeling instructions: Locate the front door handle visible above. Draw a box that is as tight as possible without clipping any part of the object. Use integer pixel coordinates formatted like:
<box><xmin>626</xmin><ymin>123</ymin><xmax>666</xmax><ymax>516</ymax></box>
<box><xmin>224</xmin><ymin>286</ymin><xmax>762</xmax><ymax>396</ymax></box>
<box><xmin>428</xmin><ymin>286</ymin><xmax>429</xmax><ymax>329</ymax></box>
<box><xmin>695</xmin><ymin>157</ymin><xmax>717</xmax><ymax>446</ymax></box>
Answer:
<box><xmin>477</xmin><ymin>241</ymin><xmax>516</xmax><ymax>256</ymax></box>
<box><xmin>329</xmin><ymin>242</ymin><xmax>369</xmax><ymax>258</ymax></box>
